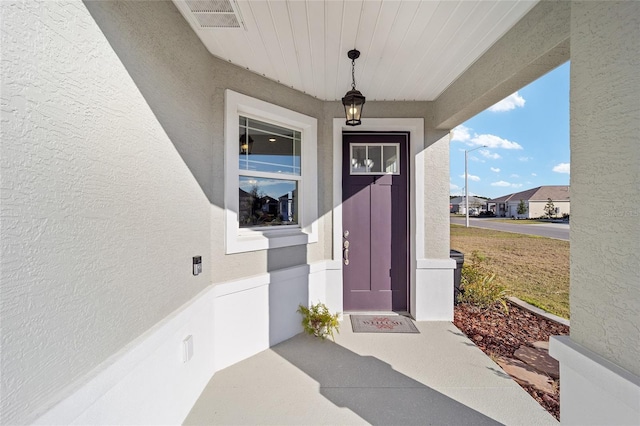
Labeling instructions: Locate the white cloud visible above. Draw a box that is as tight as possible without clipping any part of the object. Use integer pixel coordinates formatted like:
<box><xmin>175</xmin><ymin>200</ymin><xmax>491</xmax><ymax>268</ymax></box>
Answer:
<box><xmin>519</xmin><ymin>156</ymin><xmax>533</xmax><ymax>162</ymax></box>
<box><xmin>488</xmin><ymin>92</ymin><xmax>526</xmax><ymax>112</ymax></box>
<box><xmin>454</xmin><ymin>125</ymin><xmax>522</xmax><ymax>150</ymax></box>
<box><xmin>553</xmin><ymin>162</ymin><xmax>571</xmax><ymax>174</ymax></box>
<box><xmin>450</xmin><ymin>182</ymin><xmax>461</xmax><ymax>191</ymax></box>
<box><xmin>460</xmin><ymin>173</ymin><xmax>480</xmax><ymax>182</ymax></box>
<box><xmin>531</xmin><ymin>173</ymin><xmax>537</xmax><ymax>176</ymax></box>
<box><xmin>510</xmin><ymin>174</ymin><xmax>520</xmax><ymax>178</ymax></box>
<box><xmin>491</xmin><ymin>181</ymin><xmax>523</xmax><ymax>188</ymax></box>
<box><xmin>471</xmin><ymin>134</ymin><xmax>523</xmax><ymax>150</ymax></box>
<box><xmin>479</xmin><ymin>149</ymin><xmax>501</xmax><ymax>159</ymax></box>
<box><xmin>490</xmin><ymin>167</ymin><xmax>500</xmax><ymax>173</ymax></box>
<box><xmin>451</xmin><ymin>125</ymin><xmax>471</xmax><ymax>142</ymax></box>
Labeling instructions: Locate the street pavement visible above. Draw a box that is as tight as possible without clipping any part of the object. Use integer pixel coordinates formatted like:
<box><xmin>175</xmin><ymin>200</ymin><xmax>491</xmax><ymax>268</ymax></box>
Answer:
<box><xmin>450</xmin><ymin>216</ymin><xmax>569</xmax><ymax>241</ymax></box>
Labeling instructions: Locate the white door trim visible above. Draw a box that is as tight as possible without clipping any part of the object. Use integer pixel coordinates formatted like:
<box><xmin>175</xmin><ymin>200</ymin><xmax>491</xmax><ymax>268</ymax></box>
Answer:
<box><xmin>332</xmin><ymin>118</ymin><xmax>425</xmax><ymax>316</ymax></box>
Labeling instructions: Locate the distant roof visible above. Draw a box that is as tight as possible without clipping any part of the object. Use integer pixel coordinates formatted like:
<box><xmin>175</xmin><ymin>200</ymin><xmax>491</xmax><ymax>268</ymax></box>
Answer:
<box><xmin>450</xmin><ymin>196</ymin><xmax>487</xmax><ymax>205</ymax></box>
<box><xmin>489</xmin><ymin>186</ymin><xmax>570</xmax><ymax>203</ymax></box>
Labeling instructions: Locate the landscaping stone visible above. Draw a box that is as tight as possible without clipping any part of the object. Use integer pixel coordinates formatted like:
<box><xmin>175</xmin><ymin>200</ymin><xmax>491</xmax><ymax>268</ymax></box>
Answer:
<box><xmin>532</xmin><ymin>340</ymin><xmax>550</xmax><ymax>351</ymax></box>
<box><xmin>454</xmin><ymin>303</ymin><xmax>569</xmax><ymax>419</ymax></box>
<box><xmin>496</xmin><ymin>356</ymin><xmax>556</xmax><ymax>395</ymax></box>
<box><xmin>515</xmin><ymin>346</ymin><xmax>560</xmax><ymax>379</ymax></box>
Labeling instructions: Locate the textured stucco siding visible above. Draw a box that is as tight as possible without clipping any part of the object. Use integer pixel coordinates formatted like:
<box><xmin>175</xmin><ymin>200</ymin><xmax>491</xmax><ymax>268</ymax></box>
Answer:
<box><xmin>77</xmin><ymin>0</ymin><xmax>330</xmax><ymax>280</ymax></box>
<box><xmin>423</xmin><ymin>132</ymin><xmax>452</xmax><ymax>259</ymax></box>
<box><xmin>570</xmin><ymin>1</ymin><xmax>640</xmax><ymax>376</ymax></box>
<box><xmin>0</xmin><ymin>2</ymin><xmax>214</xmax><ymax>423</ymax></box>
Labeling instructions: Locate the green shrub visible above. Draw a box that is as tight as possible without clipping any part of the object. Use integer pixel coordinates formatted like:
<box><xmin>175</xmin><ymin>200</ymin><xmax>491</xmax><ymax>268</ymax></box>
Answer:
<box><xmin>297</xmin><ymin>302</ymin><xmax>340</xmax><ymax>341</ymax></box>
<box><xmin>458</xmin><ymin>251</ymin><xmax>508</xmax><ymax>312</ymax></box>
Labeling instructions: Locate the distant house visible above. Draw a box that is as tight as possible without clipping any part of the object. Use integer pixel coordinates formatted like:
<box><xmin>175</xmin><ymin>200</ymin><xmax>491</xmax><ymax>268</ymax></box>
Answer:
<box><xmin>488</xmin><ymin>186</ymin><xmax>570</xmax><ymax>218</ymax></box>
<box><xmin>449</xmin><ymin>196</ymin><xmax>487</xmax><ymax>214</ymax></box>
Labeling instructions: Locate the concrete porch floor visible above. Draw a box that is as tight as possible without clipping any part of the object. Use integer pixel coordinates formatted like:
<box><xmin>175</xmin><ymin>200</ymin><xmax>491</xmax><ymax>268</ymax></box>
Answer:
<box><xmin>184</xmin><ymin>317</ymin><xmax>557</xmax><ymax>425</ymax></box>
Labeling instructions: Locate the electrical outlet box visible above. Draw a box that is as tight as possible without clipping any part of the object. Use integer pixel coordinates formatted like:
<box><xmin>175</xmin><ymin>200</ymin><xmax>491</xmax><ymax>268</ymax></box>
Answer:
<box><xmin>193</xmin><ymin>256</ymin><xmax>202</xmax><ymax>276</ymax></box>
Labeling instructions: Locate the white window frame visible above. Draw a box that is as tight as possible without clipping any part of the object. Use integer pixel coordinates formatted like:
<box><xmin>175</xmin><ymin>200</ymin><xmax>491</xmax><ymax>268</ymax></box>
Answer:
<box><xmin>225</xmin><ymin>90</ymin><xmax>318</xmax><ymax>254</ymax></box>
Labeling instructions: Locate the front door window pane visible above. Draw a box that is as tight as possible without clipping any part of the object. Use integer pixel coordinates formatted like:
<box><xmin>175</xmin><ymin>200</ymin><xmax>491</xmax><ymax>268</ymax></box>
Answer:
<box><xmin>368</xmin><ymin>145</ymin><xmax>382</xmax><ymax>173</ymax></box>
<box><xmin>351</xmin><ymin>145</ymin><xmax>367</xmax><ymax>173</ymax></box>
<box><xmin>350</xmin><ymin>143</ymin><xmax>399</xmax><ymax>175</ymax></box>
<box><xmin>383</xmin><ymin>145</ymin><xmax>398</xmax><ymax>173</ymax></box>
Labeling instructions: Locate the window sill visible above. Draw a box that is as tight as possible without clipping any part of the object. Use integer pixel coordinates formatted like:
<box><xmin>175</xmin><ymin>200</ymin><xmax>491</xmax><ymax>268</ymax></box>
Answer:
<box><xmin>227</xmin><ymin>228</ymin><xmax>311</xmax><ymax>254</ymax></box>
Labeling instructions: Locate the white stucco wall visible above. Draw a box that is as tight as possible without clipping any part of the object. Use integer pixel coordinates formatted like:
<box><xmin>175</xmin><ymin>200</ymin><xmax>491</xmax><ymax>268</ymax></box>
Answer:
<box><xmin>0</xmin><ymin>2</ymin><xmax>212</xmax><ymax>423</ymax></box>
<box><xmin>570</xmin><ymin>0</ymin><xmax>640</xmax><ymax>377</ymax></box>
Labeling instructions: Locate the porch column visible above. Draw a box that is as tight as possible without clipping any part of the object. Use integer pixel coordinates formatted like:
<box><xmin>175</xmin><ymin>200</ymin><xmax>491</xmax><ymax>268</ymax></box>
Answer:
<box><xmin>414</xmin><ymin>132</ymin><xmax>455</xmax><ymax>321</ymax></box>
<box><xmin>549</xmin><ymin>2</ymin><xmax>640</xmax><ymax>424</ymax></box>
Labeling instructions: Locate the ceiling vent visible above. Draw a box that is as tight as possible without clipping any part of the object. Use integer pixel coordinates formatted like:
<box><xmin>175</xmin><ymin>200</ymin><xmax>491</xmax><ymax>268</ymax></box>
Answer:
<box><xmin>181</xmin><ymin>0</ymin><xmax>245</xmax><ymax>29</ymax></box>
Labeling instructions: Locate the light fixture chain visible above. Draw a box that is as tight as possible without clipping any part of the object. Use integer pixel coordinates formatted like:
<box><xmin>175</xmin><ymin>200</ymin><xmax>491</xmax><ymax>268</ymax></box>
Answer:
<box><xmin>351</xmin><ymin>58</ymin><xmax>356</xmax><ymax>90</ymax></box>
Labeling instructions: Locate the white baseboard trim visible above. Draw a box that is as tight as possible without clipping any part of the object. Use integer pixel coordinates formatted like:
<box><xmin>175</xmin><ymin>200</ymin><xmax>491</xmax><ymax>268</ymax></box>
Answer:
<box><xmin>33</xmin><ymin>285</ymin><xmax>217</xmax><ymax>425</ymax></box>
<box><xmin>550</xmin><ymin>336</ymin><xmax>640</xmax><ymax>425</ymax></box>
<box><xmin>32</xmin><ymin>261</ymin><xmax>334</xmax><ymax>425</ymax></box>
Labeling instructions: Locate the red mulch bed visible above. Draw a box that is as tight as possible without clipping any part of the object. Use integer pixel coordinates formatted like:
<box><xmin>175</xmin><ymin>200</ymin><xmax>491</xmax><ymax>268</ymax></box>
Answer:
<box><xmin>453</xmin><ymin>302</ymin><xmax>569</xmax><ymax>420</ymax></box>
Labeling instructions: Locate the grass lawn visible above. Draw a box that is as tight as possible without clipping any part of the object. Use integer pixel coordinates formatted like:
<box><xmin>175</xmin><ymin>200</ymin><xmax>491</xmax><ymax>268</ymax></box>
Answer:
<box><xmin>451</xmin><ymin>224</ymin><xmax>570</xmax><ymax>319</ymax></box>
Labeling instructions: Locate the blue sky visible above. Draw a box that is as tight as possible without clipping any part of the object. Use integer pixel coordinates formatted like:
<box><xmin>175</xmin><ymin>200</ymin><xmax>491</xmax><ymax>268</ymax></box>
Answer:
<box><xmin>450</xmin><ymin>61</ymin><xmax>570</xmax><ymax>199</ymax></box>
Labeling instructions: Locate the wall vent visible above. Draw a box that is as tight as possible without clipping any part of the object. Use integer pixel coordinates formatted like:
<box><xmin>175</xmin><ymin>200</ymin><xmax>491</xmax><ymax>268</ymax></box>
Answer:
<box><xmin>182</xmin><ymin>0</ymin><xmax>245</xmax><ymax>29</ymax></box>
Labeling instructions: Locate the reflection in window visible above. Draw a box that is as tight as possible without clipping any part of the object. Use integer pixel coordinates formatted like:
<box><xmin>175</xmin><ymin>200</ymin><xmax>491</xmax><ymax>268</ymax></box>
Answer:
<box><xmin>350</xmin><ymin>143</ymin><xmax>399</xmax><ymax>175</ymax></box>
<box><xmin>238</xmin><ymin>177</ymin><xmax>298</xmax><ymax>228</ymax></box>
<box><xmin>239</xmin><ymin>116</ymin><xmax>301</xmax><ymax>176</ymax></box>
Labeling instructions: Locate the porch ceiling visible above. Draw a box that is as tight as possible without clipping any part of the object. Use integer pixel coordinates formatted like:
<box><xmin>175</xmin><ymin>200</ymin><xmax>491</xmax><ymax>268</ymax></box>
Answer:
<box><xmin>172</xmin><ymin>0</ymin><xmax>538</xmax><ymax>101</ymax></box>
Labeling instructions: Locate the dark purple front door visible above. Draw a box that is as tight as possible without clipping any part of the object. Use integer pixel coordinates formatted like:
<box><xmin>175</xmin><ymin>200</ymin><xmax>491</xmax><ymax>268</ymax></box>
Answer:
<box><xmin>342</xmin><ymin>133</ymin><xmax>409</xmax><ymax>311</ymax></box>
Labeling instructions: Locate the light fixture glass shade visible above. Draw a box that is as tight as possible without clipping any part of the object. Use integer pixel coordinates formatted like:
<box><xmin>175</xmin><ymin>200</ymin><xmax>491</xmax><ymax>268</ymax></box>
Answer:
<box><xmin>342</xmin><ymin>89</ymin><xmax>366</xmax><ymax>126</ymax></box>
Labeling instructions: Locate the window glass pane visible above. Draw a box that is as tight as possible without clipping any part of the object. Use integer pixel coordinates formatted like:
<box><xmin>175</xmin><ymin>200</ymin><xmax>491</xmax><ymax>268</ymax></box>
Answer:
<box><xmin>368</xmin><ymin>145</ymin><xmax>382</xmax><ymax>173</ymax></box>
<box><xmin>247</xmin><ymin>119</ymin><xmax>296</xmax><ymax>139</ymax></box>
<box><xmin>351</xmin><ymin>146</ymin><xmax>367</xmax><ymax>173</ymax></box>
<box><xmin>239</xmin><ymin>177</ymin><xmax>298</xmax><ymax>228</ymax></box>
<box><xmin>350</xmin><ymin>143</ymin><xmax>400</xmax><ymax>175</ymax></box>
<box><xmin>383</xmin><ymin>145</ymin><xmax>398</xmax><ymax>173</ymax></box>
<box><xmin>239</xmin><ymin>117</ymin><xmax>301</xmax><ymax>176</ymax></box>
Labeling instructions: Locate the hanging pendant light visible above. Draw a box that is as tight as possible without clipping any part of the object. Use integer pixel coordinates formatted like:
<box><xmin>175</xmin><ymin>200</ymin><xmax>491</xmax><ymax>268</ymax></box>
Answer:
<box><xmin>342</xmin><ymin>49</ymin><xmax>366</xmax><ymax>126</ymax></box>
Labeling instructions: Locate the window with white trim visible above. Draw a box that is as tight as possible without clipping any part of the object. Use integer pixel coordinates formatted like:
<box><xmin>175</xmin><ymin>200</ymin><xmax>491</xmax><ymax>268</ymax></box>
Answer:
<box><xmin>224</xmin><ymin>90</ymin><xmax>318</xmax><ymax>253</ymax></box>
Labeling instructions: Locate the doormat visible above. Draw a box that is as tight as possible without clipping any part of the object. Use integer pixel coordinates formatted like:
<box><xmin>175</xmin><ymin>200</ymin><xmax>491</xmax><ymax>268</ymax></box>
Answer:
<box><xmin>350</xmin><ymin>315</ymin><xmax>419</xmax><ymax>333</ymax></box>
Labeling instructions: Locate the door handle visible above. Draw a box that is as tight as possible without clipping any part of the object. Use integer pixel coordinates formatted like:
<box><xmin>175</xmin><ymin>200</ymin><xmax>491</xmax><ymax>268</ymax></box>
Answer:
<box><xmin>343</xmin><ymin>230</ymin><xmax>350</xmax><ymax>265</ymax></box>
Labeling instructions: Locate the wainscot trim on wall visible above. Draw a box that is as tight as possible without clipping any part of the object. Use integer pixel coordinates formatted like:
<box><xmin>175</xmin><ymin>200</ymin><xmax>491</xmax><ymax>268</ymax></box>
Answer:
<box><xmin>32</xmin><ymin>261</ymin><xmax>336</xmax><ymax>425</ymax></box>
<box><xmin>550</xmin><ymin>336</ymin><xmax>640</xmax><ymax>424</ymax></box>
